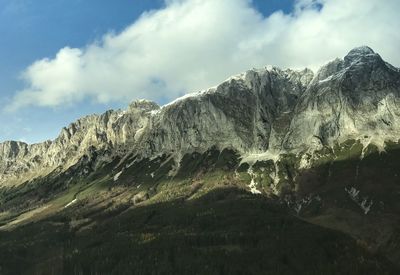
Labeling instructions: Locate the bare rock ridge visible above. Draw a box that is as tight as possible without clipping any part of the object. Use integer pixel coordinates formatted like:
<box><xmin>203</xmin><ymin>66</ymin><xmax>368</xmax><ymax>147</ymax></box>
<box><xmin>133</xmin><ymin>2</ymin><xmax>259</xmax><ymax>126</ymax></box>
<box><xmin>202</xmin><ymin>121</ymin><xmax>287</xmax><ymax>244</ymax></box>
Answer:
<box><xmin>1</xmin><ymin>46</ymin><xmax>399</xmax><ymax>187</ymax></box>
<box><xmin>0</xmin><ymin>100</ymin><xmax>160</xmax><ymax>186</ymax></box>
<box><xmin>285</xmin><ymin>46</ymin><xmax>400</xmax><ymax>152</ymax></box>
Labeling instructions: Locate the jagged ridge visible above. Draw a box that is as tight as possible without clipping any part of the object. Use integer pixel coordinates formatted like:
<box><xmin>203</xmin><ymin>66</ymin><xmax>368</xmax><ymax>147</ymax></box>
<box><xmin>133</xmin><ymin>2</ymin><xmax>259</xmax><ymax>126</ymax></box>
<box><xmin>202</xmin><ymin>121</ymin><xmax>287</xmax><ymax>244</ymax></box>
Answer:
<box><xmin>1</xmin><ymin>46</ymin><xmax>399</xmax><ymax>190</ymax></box>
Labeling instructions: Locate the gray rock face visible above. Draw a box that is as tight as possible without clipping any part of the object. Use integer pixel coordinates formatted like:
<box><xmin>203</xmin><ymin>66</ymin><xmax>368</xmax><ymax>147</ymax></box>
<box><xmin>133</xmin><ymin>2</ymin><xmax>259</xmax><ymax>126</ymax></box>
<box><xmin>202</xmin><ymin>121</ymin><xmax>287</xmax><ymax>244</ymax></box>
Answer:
<box><xmin>136</xmin><ymin>67</ymin><xmax>313</xmax><ymax>159</ymax></box>
<box><xmin>0</xmin><ymin>100</ymin><xmax>160</xmax><ymax>186</ymax></box>
<box><xmin>285</xmin><ymin>46</ymin><xmax>400</xmax><ymax>152</ymax></box>
<box><xmin>1</xmin><ymin>46</ymin><xmax>399</xmax><ymax>187</ymax></box>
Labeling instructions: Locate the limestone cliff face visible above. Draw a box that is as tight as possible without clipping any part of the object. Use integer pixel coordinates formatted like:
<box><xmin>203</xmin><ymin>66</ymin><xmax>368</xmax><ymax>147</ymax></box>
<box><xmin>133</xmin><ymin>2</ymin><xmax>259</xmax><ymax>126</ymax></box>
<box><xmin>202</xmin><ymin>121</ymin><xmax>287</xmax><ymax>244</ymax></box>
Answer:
<box><xmin>138</xmin><ymin>67</ymin><xmax>313</xmax><ymax>158</ymax></box>
<box><xmin>284</xmin><ymin>46</ymin><xmax>400</xmax><ymax>152</ymax></box>
<box><xmin>0</xmin><ymin>100</ymin><xmax>160</xmax><ymax>186</ymax></box>
<box><xmin>1</xmin><ymin>46</ymin><xmax>399</xmax><ymax>187</ymax></box>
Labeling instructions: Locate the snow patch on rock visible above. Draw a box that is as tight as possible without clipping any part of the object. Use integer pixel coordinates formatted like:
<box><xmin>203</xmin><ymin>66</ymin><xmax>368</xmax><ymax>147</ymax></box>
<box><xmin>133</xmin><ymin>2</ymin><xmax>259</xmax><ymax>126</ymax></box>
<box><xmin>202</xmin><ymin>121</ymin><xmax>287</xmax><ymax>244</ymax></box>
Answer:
<box><xmin>345</xmin><ymin>186</ymin><xmax>374</xmax><ymax>214</ymax></box>
<box><xmin>114</xmin><ymin>170</ymin><xmax>123</xmax><ymax>182</ymax></box>
<box><xmin>241</xmin><ymin>150</ymin><xmax>281</xmax><ymax>165</ymax></box>
<box><xmin>247</xmin><ymin>167</ymin><xmax>261</xmax><ymax>195</ymax></box>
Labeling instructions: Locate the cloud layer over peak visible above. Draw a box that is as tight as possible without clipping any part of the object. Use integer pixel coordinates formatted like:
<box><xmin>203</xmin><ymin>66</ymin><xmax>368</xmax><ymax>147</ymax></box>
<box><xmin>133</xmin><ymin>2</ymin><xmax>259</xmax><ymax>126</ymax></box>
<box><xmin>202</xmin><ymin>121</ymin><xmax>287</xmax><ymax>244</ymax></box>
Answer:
<box><xmin>7</xmin><ymin>0</ymin><xmax>400</xmax><ymax>111</ymax></box>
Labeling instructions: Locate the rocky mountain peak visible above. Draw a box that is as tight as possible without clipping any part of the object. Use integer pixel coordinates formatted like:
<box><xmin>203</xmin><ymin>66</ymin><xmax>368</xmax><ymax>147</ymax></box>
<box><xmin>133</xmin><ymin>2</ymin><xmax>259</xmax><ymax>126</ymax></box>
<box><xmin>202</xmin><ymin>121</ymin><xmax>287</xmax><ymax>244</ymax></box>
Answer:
<box><xmin>344</xmin><ymin>45</ymin><xmax>382</xmax><ymax>66</ymax></box>
<box><xmin>285</xmin><ymin>46</ymin><xmax>400</xmax><ymax>152</ymax></box>
<box><xmin>345</xmin><ymin>45</ymin><xmax>375</xmax><ymax>58</ymax></box>
<box><xmin>0</xmin><ymin>141</ymin><xmax>27</xmax><ymax>159</ymax></box>
<box><xmin>128</xmin><ymin>99</ymin><xmax>160</xmax><ymax>113</ymax></box>
<box><xmin>311</xmin><ymin>58</ymin><xmax>344</xmax><ymax>83</ymax></box>
<box><xmin>1</xmin><ymin>46</ymin><xmax>399</xmax><ymax>187</ymax></box>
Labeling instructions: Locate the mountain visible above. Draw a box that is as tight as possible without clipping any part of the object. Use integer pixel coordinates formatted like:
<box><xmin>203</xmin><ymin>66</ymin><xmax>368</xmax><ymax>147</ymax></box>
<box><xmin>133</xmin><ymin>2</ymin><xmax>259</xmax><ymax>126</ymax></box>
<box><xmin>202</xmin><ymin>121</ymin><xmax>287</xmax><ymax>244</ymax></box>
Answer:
<box><xmin>0</xmin><ymin>67</ymin><xmax>314</xmax><ymax>188</ymax></box>
<box><xmin>0</xmin><ymin>46</ymin><xmax>399</xmax><ymax>274</ymax></box>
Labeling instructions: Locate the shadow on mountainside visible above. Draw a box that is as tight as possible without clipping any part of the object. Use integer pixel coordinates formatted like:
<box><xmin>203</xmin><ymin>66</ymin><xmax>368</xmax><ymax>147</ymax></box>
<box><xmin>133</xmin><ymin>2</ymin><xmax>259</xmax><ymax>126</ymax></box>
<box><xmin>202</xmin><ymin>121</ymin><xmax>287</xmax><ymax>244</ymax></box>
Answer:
<box><xmin>0</xmin><ymin>187</ymin><xmax>397</xmax><ymax>275</ymax></box>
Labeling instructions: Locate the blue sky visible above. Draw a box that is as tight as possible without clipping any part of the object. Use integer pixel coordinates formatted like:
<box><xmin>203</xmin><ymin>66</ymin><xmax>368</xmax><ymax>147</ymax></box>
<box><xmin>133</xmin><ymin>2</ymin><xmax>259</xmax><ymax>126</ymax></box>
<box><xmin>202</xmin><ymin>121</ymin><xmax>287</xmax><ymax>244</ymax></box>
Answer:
<box><xmin>0</xmin><ymin>0</ymin><xmax>294</xmax><ymax>143</ymax></box>
<box><xmin>0</xmin><ymin>0</ymin><xmax>165</xmax><ymax>143</ymax></box>
<box><xmin>0</xmin><ymin>0</ymin><xmax>399</xmax><ymax>143</ymax></box>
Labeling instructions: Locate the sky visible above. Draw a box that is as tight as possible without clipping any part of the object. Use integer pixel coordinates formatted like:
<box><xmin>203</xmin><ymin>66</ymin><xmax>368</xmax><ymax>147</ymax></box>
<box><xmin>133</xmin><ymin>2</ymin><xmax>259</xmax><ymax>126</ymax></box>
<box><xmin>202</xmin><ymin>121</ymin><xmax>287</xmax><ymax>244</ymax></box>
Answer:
<box><xmin>0</xmin><ymin>0</ymin><xmax>399</xmax><ymax>144</ymax></box>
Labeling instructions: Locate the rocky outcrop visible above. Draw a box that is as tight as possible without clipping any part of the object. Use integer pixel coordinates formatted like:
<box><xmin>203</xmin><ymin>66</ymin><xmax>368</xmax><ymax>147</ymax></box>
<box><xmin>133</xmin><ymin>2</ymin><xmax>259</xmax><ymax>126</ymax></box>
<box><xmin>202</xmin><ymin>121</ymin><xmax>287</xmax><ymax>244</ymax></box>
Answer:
<box><xmin>1</xmin><ymin>46</ymin><xmax>399</xmax><ymax>188</ymax></box>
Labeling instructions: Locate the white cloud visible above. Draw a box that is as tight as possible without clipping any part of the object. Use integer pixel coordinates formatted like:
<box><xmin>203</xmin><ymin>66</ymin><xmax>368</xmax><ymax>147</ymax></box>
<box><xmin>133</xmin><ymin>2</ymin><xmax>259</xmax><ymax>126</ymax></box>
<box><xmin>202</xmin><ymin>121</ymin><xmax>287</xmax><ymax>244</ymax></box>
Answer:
<box><xmin>7</xmin><ymin>0</ymin><xmax>400</xmax><ymax>110</ymax></box>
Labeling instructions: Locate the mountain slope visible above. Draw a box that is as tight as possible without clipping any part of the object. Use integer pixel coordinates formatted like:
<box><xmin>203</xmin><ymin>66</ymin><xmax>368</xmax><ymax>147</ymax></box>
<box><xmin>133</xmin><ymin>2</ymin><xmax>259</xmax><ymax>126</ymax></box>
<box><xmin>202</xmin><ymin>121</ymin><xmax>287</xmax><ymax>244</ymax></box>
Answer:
<box><xmin>0</xmin><ymin>188</ymin><xmax>396</xmax><ymax>275</ymax></box>
<box><xmin>0</xmin><ymin>46</ymin><xmax>400</xmax><ymax>274</ymax></box>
